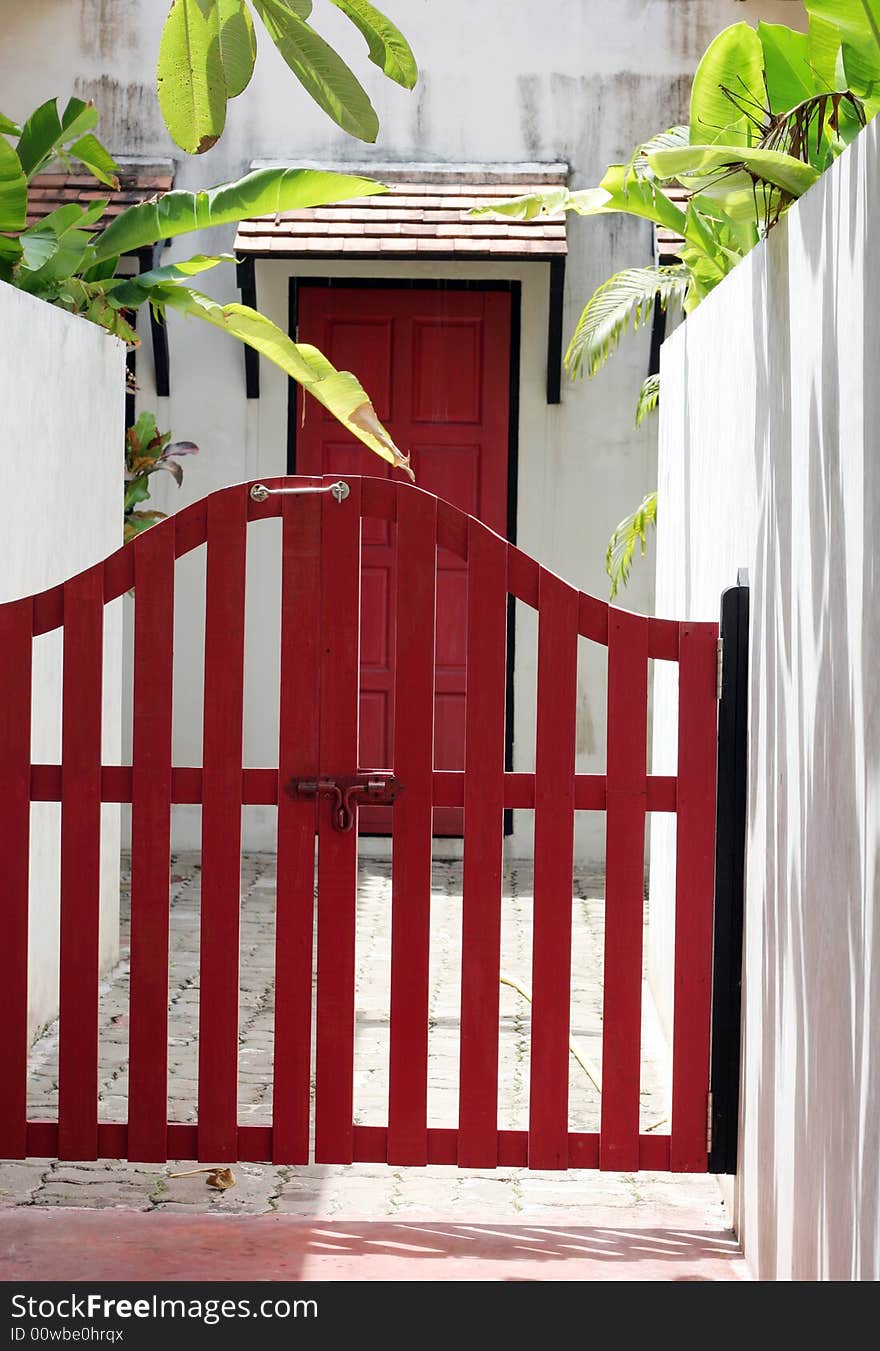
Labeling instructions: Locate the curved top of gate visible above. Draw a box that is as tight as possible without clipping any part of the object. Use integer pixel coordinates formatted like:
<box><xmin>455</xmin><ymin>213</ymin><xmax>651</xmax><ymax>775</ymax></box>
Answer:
<box><xmin>7</xmin><ymin>476</ymin><xmax>681</xmax><ymax>659</ymax></box>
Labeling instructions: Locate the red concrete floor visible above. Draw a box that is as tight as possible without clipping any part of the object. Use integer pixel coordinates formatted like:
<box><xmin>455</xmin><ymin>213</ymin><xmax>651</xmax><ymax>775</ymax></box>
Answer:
<box><xmin>0</xmin><ymin>1209</ymin><xmax>748</xmax><ymax>1281</ymax></box>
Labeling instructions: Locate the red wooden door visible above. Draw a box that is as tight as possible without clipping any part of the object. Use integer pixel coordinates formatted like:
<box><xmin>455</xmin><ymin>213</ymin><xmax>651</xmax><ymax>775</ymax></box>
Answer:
<box><xmin>295</xmin><ymin>285</ymin><xmax>511</xmax><ymax>833</ymax></box>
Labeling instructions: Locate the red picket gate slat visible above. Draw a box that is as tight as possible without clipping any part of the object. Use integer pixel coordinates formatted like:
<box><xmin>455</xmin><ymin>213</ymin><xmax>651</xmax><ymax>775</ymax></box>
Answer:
<box><xmin>388</xmin><ymin>488</ymin><xmax>437</xmax><ymax>1166</ymax></box>
<box><xmin>314</xmin><ymin>478</ymin><xmax>362</xmax><ymax>1165</ymax></box>
<box><xmin>0</xmin><ymin>476</ymin><xmax>719</xmax><ymax>1177</ymax></box>
<box><xmin>0</xmin><ymin>597</ymin><xmax>33</xmax><ymax>1160</ymax></box>
<box><xmin>58</xmin><ymin>567</ymin><xmax>104</xmax><ymax>1161</ymax></box>
<box><xmin>671</xmin><ymin>623</ymin><xmax>720</xmax><ymax>1171</ymax></box>
<box><xmin>198</xmin><ymin>487</ymin><xmax>247</xmax><ymax>1163</ymax></box>
<box><xmin>600</xmin><ymin>608</ymin><xmax>649</xmax><ymax>1171</ymax></box>
<box><xmin>272</xmin><ymin>491</ymin><xmax>321</xmax><ymax>1165</ymax></box>
<box><xmin>528</xmin><ymin>568</ymin><xmax>579</xmax><ymax>1169</ymax></box>
<box><xmin>128</xmin><ymin>523</ymin><xmax>175</xmax><ymax>1163</ymax></box>
<box><xmin>457</xmin><ymin>518</ymin><xmax>508</xmax><ymax>1168</ymax></box>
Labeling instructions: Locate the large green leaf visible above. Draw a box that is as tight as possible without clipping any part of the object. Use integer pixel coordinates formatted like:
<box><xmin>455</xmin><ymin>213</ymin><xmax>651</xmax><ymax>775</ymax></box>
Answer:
<box><xmin>156</xmin><ymin>283</ymin><xmax>412</xmax><ymax>474</ymax></box>
<box><xmin>650</xmin><ymin>144</ymin><xmax>821</xmax><ymax>198</ymax></box>
<box><xmin>597</xmin><ymin>165</ymin><xmax>688</xmax><ymax>232</ymax></box>
<box><xmin>157</xmin><ymin>0</ymin><xmax>227</xmax><ymax>154</ymax></box>
<box><xmin>680</xmin><ymin>204</ymin><xmax>736</xmax><ymax>297</ymax></box>
<box><xmin>470</xmin><ymin>185</ymin><xmax>601</xmax><ymax>220</ymax></box>
<box><xmin>26</xmin><ymin>199</ymin><xmax>110</xmax><ymax>238</ymax></box>
<box><xmin>15</xmin><ymin>97</ymin><xmax>99</xmax><ymax>179</ymax></box>
<box><xmin>252</xmin><ymin>0</ymin><xmax>379</xmax><ymax>142</ymax></box>
<box><xmin>808</xmin><ymin>12</ymin><xmax>847</xmax><ymax>89</ymax></box>
<box><xmin>805</xmin><ymin>1</ymin><xmax>880</xmax><ymax>98</ymax></box>
<box><xmin>15</xmin><ymin>229</ymin><xmax>95</xmax><ymax>295</ymax></box>
<box><xmin>0</xmin><ymin>234</ymin><xmax>23</xmax><ymax>279</ymax></box>
<box><xmin>16</xmin><ymin>200</ymin><xmax>107</xmax><ymax>272</ymax></box>
<box><xmin>690</xmin><ymin>22</ymin><xmax>765</xmax><ymax>146</ymax></box>
<box><xmin>220</xmin><ymin>0</ymin><xmax>257</xmax><ymax>97</ymax></box>
<box><xmin>565</xmin><ymin>266</ymin><xmax>689</xmax><ymax>379</ymax></box>
<box><xmin>759</xmin><ymin>22</ymin><xmax>822</xmax><ymax>112</ymax></box>
<box><xmin>0</xmin><ymin>133</ymin><xmax>27</xmax><ymax>232</ymax></box>
<box><xmin>691</xmin><ymin>192</ymin><xmax>760</xmax><ymax>255</ymax></box>
<box><xmin>19</xmin><ymin>228</ymin><xmax>67</xmax><ymax>272</ymax></box>
<box><xmin>92</xmin><ymin>166</ymin><xmax>386</xmax><ymax>262</ymax></box>
<box><xmin>688</xmin><ymin>170</ymin><xmax>772</xmax><ymax>225</ymax></box>
<box><xmin>328</xmin><ymin>0</ymin><xmax>418</xmax><ymax>88</ymax></box>
<box><xmin>67</xmin><ymin>133</ymin><xmax>120</xmax><ymax>188</ymax></box>
<box><xmin>106</xmin><ymin>254</ymin><xmax>232</xmax><ymax>306</ymax></box>
<box><xmin>472</xmin><ymin>173</ymin><xmax>688</xmax><ymax>239</ymax></box>
<box><xmin>12</xmin><ymin>199</ymin><xmax>118</xmax><ymax>298</ymax></box>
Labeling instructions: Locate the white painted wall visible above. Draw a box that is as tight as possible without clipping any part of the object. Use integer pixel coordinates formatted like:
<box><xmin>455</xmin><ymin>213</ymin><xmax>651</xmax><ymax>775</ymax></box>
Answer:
<box><xmin>2</xmin><ymin>0</ymin><xmax>803</xmax><ymax>860</ymax></box>
<box><xmin>0</xmin><ymin>281</ymin><xmax>125</xmax><ymax>1039</ymax></box>
<box><xmin>651</xmin><ymin>119</ymin><xmax>880</xmax><ymax>1280</ymax></box>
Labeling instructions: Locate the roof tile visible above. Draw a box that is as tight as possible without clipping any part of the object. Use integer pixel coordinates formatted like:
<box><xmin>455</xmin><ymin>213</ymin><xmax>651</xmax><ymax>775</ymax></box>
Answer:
<box><xmin>24</xmin><ymin>166</ymin><xmax>174</xmax><ymax>241</ymax></box>
<box><xmin>234</xmin><ymin>175</ymin><xmax>569</xmax><ymax>261</ymax></box>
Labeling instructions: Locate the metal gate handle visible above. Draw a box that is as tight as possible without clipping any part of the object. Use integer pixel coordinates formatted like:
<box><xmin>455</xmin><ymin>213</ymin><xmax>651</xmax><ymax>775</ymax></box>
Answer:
<box><xmin>291</xmin><ymin>774</ymin><xmax>403</xmax><ymax>831</ymax></box>
<box><xmin>250</xmin><ymin>480</ymin><xmax>350</xmax><ymax>503</ymax></box>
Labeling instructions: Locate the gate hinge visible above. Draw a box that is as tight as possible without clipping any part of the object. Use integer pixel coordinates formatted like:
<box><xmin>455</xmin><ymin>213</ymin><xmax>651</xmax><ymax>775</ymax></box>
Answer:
<box><xmin>716</xmin><ymin>638</ymin><xmax>724</xmax><ymax>700</ymax></box>
<box><xmin>706</xmin><ymin>1091</ymin><xmax>714</xmax><ymax>1153</ymax></box>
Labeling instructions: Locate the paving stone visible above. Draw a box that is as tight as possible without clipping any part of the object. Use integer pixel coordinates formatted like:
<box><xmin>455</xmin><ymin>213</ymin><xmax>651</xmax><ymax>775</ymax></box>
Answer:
<box><xmin>0</xmin><ymin>1162</ymin><xmax>49</xmax><ymax>1203</ymax></box>
<box><xmin>35</xmin><ymin>1182</ymin><xmax>154</xmax><ymax>1209</ymax></box>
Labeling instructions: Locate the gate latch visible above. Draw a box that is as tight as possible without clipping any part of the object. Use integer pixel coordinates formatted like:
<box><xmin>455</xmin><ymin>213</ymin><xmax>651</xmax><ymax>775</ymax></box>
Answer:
<box><xmin>289</xmin><ymin>773</ymin><xmax>403</xmax><ymax>832</ymax></box>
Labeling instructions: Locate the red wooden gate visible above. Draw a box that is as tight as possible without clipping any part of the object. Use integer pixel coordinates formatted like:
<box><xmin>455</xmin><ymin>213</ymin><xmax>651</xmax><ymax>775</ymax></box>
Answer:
<box><xmin>0</xmin><ymin>477</ymin><xmax>718</xmax><ymax>1172</ymax></box>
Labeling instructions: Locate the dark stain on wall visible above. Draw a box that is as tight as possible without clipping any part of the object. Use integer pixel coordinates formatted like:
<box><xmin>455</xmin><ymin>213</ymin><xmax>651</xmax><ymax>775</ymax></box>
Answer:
<box><xmin>560</xmin><ymin>70</ymin><xmax>694</xmax><ymax>180</ymax></box>
<box><xmin>517</xmin><ymin>74</ymin><xmax>542</xmax><ymax>160</ymax></box>
<box><xmin>413</xmin><ymin>72</ymin><xmax>429</xmax><ymax>149</ymax></box>
<box><xmin>508</xmin><ymin>68</ymin><xmax>694</xmax><ymax>177</ymax></box>
<box><xmin>79</xmin><ymin>0</ymin><xmax>137</xmax><ymax>61</ymax></box>
<box><xmin>73</xmin><ymin>75</ymin><xmax>162</xmax><ymax>153</ymax></box>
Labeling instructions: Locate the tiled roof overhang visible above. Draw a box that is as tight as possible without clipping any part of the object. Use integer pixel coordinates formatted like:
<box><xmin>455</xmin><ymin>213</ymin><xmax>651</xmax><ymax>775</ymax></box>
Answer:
<box><xmin>234</xmin><ymin>162</ymin><xmax>570</xmax><ymax>403</ymax></box>
<box><xmin>26</xmin><ymin>160</ymin><xmax>175</xmax><ymax>232</ymax></box>
<box><xmin>233</xmin><ymin>167</ymin><xmax>567</xmax><ymax>259</ymax></box>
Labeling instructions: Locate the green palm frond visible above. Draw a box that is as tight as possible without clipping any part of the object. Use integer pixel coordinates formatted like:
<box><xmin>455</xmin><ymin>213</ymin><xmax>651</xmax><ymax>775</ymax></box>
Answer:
<box><xmin>628</xmin><ymin>124</ymin><xmax>690</xmax><ymax>182</ymax></box>
<box><xmin>565</xmin><ymin>266</ymin><xmax>689</xmax><ymax>379</ymax></box>
<box><xmin>606</xmin><ymin>491</ymin><xmax>658</xmax><ymax>600</ymax></box>
<box><xmin>635</xmin><ymin>373</ymin><xmax>661</xmax><ymax>427</ymax></box>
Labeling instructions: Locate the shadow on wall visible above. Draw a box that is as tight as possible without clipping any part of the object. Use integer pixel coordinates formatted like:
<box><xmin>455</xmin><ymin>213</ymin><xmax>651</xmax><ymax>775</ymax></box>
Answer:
<box><xmin>740</xmin><ymin>137</ymin><xmax>880</xmax><ymax>1281</ymax></box>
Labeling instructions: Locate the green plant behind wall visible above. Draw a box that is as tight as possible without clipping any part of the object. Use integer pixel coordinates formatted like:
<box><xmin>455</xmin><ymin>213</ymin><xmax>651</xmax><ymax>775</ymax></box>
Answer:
<box><xmin>125</xmin><ymin>412</ymin><xmax>199</xmax><ymax>542</ymax></box>
<box><xmin>0</xmin><ymin>97</ymin><xmax>412</xmax><ymax>478</ymax></box>
<box><xmin>475</xmin><ymin>2</ymin><xmax>877</xmax><ymax>597</ymax></box>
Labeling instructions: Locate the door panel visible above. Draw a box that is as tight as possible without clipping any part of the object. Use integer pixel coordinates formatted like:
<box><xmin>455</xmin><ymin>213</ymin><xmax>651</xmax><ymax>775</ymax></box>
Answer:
<box><xmin>296</xmin><ymin>285</ymin><xmax>511</xmax><ymax>834</ymax></box>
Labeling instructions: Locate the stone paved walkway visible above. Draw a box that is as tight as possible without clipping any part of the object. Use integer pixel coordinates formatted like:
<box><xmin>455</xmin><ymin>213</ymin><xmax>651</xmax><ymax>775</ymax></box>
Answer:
<box><xmin>1</xmin><ymin>854</ymin><xmax>728</xmax><ymax>1242</ymax></box>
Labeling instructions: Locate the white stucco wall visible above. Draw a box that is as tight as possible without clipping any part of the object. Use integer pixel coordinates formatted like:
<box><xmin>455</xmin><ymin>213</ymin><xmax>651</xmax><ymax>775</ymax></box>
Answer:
<box><xmin>0</xmin><ymin>282</ymin><xmax>125</xmax><ymax>1039</ymax></box>
<box><xmin>2</xmin><ymin>0</ymin><xmax>803</xmax><ymax>859</ymax></box>
<box><xmin>651</xmin><ymin>119</ymin><xmax>880</xmax><ymax>1280</ymax></box>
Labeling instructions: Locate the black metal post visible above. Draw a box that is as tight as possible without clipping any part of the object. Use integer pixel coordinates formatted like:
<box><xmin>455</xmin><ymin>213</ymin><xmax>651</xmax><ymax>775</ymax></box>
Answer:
<box><xmin>546</xmin><ymin>256</ymin><xmax>565</xmax><ymax>405</ymax></box>
<box><xmin>139</xmin><ymin>246</ymin><xmax>171</xmax><ymax>398</ymax></box>
<box><xmin>709</xmin><ymin>572</ymin><xmax>749</xmax><ymax>1174</ymax></box>
<box><xmin>236</xmin><ymin>254</ymin><xmax>260</xmax><ymax>399</ymax></box>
